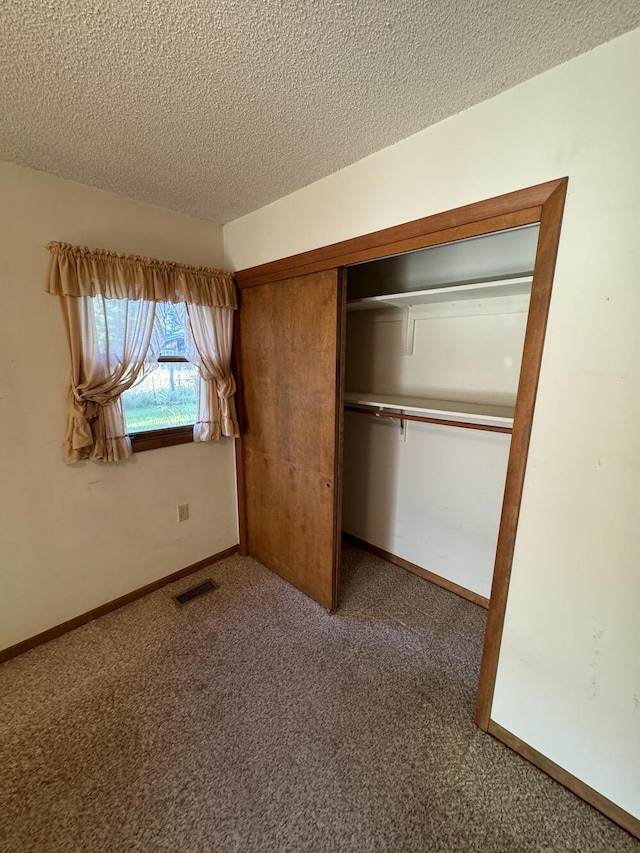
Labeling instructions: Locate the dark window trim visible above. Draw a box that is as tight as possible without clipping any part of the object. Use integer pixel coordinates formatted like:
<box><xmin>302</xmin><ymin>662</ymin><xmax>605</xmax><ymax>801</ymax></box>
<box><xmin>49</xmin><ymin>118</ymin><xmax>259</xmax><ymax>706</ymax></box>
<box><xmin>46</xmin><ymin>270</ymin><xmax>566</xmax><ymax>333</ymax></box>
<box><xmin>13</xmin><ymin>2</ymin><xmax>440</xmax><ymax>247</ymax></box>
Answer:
<box><xmin>130</xmin><ymin>424</ymin><xmax>194</xmax><ymax>453</ymax></box>
<box><xmin>128</xmin><ymin>356</ymin><xmax>195</xmax><ymax>452</ymax></box>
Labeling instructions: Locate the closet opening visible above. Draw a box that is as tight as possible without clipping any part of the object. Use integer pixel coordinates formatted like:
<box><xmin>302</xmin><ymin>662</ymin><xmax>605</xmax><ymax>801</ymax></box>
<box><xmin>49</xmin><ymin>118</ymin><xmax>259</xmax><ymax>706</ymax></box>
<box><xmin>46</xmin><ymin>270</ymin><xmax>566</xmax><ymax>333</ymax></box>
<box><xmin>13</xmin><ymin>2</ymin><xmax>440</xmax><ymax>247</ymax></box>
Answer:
<box><xmin>341</xmin><ymin>224</ymin><xmax>540</xmax><ymax>611</ymax></box>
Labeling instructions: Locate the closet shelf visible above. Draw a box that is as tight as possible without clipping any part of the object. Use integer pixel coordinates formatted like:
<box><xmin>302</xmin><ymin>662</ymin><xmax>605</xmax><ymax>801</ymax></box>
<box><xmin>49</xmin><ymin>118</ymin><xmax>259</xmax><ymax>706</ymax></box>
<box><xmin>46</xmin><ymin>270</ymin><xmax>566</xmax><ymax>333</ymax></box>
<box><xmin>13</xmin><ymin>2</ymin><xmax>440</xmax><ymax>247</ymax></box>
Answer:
<box><xmin>343</xmin><ymin>391</ymin><xmax>514</xmax><ymax>430</ymax></box>
<box><xmin>346</xmin><ymin>275</ymin><xmax>532</xmax><ymax>312</ymax></box>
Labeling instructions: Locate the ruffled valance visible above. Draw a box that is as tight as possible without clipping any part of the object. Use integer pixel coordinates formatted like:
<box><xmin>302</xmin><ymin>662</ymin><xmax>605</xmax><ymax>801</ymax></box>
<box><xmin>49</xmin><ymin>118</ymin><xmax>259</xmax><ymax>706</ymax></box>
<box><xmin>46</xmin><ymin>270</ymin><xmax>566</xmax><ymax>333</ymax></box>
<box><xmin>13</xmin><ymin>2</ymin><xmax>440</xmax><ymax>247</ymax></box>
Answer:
<box><xmin>46</xmin><ymin>241</ymin><xmax>237</xmax><ymax>309</ymax></box>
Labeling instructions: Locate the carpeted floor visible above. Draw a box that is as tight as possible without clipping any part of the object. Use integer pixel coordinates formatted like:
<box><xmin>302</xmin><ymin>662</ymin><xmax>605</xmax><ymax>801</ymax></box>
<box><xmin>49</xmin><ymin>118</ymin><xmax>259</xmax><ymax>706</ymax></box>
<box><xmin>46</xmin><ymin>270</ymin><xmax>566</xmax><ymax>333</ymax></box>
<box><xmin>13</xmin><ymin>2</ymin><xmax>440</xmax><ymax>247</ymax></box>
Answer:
<box><xmin>1</xmin><ymin>544</ymin><xmax>637</xmax><ymax>852</ymax></box>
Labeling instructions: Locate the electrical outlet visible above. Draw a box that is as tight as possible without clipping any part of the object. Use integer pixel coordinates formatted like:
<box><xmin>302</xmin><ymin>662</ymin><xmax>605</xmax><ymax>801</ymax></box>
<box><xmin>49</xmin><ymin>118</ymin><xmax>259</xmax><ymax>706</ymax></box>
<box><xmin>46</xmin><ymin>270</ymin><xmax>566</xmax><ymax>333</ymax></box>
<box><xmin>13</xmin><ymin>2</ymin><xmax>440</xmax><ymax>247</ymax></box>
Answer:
<box><xmin>177</xmin><ymin>503</ymin><xmax>189</xmax><ymax>523</ymax></box>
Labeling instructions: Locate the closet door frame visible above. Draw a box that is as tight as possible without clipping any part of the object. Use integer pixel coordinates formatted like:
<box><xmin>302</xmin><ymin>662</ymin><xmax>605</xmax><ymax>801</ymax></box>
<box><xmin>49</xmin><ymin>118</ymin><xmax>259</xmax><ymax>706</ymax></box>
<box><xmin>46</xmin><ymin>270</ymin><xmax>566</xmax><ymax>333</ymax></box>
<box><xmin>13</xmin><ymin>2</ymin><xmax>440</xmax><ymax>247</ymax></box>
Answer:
<box><xmin>234</xmin><ymin>177</ymin><xmax>568</xmax><ymax>731</ymax></box>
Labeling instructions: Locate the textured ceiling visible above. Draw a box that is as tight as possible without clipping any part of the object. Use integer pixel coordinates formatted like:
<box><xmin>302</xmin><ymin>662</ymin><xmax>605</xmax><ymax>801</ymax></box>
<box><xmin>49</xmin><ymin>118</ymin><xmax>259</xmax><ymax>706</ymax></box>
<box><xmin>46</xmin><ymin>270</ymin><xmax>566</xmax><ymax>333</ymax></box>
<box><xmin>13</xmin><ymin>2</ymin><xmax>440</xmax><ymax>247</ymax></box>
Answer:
<box><xmin>1</xmin><ymin>2</ymin><xmax>639</xmax><ymax>224</ymax></box>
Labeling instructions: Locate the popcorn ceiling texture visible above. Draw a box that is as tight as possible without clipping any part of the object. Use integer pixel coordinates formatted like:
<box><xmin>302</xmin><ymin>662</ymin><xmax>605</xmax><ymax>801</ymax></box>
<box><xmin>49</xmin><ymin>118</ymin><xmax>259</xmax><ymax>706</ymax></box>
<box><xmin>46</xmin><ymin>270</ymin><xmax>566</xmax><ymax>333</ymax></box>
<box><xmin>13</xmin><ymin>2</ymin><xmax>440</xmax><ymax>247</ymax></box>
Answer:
<box><xmin>1</xmin><ymin>1</ymin><xmax>638</xmax><ymax>224</ymax></box>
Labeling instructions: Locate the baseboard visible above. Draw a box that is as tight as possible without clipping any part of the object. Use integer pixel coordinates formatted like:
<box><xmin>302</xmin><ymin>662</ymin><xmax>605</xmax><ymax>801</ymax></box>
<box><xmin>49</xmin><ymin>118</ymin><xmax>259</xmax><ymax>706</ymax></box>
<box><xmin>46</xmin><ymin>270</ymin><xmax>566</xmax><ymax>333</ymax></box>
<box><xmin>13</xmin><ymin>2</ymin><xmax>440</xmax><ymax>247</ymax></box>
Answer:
<box><xmin>0</xmin><ymin>545</ymin><xmax>239</xmax><ymax>664</ymax></box>
<box><xmin>343</xmin><ymin>532</ymin><xmax>489</xmax><ymax>608</ymax></box>
<box><xmin>488</xmin><ymin>720</ymin><xmax>640</xmax><ymax>840</ymax></box>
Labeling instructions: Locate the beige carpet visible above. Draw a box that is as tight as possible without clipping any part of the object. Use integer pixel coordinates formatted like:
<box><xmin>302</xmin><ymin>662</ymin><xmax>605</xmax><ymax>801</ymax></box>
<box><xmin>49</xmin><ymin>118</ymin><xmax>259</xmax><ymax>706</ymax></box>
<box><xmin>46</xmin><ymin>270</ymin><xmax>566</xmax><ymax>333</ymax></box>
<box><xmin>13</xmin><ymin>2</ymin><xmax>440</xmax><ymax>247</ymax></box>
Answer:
<box><xmin>1</xmin><ymin>544</ymin><xmax>637</xmax><ymax>852</ymax></box>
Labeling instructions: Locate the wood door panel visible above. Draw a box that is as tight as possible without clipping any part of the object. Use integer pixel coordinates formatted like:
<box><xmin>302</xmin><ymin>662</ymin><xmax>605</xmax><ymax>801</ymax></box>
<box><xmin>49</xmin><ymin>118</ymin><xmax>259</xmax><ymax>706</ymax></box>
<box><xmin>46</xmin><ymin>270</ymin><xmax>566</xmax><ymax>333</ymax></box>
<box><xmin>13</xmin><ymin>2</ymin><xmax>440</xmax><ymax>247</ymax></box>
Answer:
<box><xmin>238</xmin><ymin>269</ymin><xmax>342</xmax><ymax>610</ymax></box>
<box><xmin>244</xmin><ymin>453</ymin><xmax>335</xmax><ymax>604</ymax></box>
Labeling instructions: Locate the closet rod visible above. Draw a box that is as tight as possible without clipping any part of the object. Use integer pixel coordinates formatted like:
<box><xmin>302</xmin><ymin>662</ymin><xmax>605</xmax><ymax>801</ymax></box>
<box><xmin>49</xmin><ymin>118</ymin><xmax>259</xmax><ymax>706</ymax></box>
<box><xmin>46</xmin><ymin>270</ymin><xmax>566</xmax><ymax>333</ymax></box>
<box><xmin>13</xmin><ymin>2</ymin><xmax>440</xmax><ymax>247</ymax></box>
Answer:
<box><xmin>344</xmin><ymin>404</ymin><xmax>513</xmax><ymax>435</ymax></box>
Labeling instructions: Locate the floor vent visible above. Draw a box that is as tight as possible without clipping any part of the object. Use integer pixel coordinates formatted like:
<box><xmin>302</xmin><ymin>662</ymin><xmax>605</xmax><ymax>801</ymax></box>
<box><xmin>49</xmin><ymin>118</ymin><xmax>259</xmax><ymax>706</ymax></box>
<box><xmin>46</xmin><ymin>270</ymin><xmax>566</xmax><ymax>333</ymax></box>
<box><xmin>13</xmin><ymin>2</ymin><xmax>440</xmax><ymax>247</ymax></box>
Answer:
<box><xmin>173</xmin><ymin>579</ymin><xmax>217</xmax><ymax>606</ymax></box>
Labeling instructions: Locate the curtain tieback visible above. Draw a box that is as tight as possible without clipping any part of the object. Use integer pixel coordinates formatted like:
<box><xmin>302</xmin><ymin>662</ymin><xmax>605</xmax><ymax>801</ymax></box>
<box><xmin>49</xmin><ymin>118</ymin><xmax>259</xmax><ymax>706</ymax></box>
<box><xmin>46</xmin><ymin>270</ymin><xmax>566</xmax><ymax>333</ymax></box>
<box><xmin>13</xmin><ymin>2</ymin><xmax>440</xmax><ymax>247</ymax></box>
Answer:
<box><xmin>215</xmin><ymin>374</ymin><xmax>236</xmax><ymax>398</ymax></box>
<box><xmin>68</xmin><ymin>393</ymin><xmax>100</xmax><ymax>449</ymax></box>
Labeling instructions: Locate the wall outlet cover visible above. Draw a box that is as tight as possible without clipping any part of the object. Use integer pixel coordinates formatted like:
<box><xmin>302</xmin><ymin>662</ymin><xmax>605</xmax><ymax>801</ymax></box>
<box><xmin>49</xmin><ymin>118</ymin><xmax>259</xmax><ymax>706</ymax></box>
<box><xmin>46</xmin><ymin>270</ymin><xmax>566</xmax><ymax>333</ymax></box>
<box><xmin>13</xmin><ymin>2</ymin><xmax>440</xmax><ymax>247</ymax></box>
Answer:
<box><xmin>177</xmin><ymin>503</ymin><xmax>189</xmax><ymax>522</ymax></box>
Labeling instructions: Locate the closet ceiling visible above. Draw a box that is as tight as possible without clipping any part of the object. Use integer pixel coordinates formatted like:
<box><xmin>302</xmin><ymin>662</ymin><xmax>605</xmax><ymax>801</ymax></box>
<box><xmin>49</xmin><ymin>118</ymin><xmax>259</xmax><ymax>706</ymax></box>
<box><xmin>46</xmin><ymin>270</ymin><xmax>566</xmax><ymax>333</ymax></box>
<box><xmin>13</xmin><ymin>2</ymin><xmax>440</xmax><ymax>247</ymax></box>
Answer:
<box><xmin>1</xmin><ymin>1</ymin><xmax>638</xmax><ymax>224</ymax></box>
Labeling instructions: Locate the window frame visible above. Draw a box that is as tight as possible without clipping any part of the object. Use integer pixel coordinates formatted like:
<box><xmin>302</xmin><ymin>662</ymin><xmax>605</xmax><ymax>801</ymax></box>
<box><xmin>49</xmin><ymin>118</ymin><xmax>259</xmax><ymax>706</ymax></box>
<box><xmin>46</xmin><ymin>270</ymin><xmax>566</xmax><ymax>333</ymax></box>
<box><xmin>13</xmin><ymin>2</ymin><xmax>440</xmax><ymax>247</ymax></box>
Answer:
<box><xmin>127</xmin><ymin>354</ymin><xmax>196</xmax><ymax>453</ymax></box>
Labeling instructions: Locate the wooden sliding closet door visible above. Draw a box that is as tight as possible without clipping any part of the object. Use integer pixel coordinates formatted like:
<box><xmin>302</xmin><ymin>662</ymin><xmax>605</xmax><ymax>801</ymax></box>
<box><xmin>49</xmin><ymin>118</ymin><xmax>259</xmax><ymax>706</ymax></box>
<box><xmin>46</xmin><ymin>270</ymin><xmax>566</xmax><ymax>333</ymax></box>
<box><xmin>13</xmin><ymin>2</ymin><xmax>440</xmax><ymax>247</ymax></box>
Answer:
<box><xmin>237</xmin><ymin>269</ymin><xmax>345</xmax><ymax>610</ymax></box>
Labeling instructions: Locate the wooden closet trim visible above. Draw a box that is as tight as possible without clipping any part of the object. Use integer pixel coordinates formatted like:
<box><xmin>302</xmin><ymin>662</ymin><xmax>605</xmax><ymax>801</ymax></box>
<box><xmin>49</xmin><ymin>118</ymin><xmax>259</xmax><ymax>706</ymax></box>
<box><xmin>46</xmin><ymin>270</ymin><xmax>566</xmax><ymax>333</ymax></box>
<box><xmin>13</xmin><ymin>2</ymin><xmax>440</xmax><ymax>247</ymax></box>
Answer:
<box><xmin>236</xmin><ymin>208</ymin><xmax>540</xmax><ymax>288</ymax></box>
<box><xmin>234</xmin><ymin>176</ymin><xmax>571</xmax><ymax>812</ymax></box>
<box><xmin>234</xmin><ymin>180</ymin><xmax>563</xmax><ymax>288</ymax></box>
<box><xmin>475</xmin><ymin>178</ymin><xmax>567</xmax><ymax>729</ymax></box>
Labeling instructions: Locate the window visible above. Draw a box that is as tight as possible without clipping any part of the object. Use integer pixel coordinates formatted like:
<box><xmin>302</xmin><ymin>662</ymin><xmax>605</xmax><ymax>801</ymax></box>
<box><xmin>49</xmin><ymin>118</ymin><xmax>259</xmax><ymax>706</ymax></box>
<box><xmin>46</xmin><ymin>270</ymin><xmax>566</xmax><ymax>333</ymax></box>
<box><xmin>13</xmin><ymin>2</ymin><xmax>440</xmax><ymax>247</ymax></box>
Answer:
<box><xmin>123</xmin><ymin>361</ymin><xmax>199</xmax><ymax>433</ymax></box>
<box><xmin>122</xmin><ymin>305</ymin><xmax>200</xmax><ymax>452</ymax></box>
<box><xmin>47</xmin><ymin>240</ymin><xmax>238</xmax><ymax>464</ymax></box>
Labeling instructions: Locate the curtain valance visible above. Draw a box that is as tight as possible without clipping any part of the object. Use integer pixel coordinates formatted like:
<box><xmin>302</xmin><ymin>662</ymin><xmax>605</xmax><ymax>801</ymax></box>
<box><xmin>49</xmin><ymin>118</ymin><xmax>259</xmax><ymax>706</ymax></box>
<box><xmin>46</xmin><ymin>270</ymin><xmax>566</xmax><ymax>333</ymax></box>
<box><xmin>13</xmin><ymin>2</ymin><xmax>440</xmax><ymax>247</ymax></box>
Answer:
<box><xmin>46</xmin><ymin>241</ymin><xmax>237</xmax><ymax>308</ymax></box>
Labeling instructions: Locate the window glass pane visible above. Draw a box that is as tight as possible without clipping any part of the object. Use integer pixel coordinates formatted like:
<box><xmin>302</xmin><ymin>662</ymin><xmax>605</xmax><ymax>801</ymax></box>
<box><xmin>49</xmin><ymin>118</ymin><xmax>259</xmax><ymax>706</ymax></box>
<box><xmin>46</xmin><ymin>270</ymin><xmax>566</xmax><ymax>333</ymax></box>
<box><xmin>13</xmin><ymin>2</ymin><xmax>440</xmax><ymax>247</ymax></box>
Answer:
<box><xmin>123</xmin><ymin>362</ymin><xmax>199</xmax><ymax>433</ymax></box>
<box><xmin>159</xmin><ymin>304</ymin><xmax>187</xmax><ymax>357</ymax></box>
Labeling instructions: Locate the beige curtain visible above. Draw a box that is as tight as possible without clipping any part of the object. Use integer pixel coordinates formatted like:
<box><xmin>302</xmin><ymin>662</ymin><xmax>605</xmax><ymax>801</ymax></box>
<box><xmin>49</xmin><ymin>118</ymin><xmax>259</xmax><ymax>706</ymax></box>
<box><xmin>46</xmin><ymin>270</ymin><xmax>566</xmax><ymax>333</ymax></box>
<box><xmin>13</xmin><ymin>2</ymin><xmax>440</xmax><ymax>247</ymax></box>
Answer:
<box><xmin>61</xmin><ymin>295</ymin><xmax>163</xmax><ymax>463</ymax></box>
<box><xmin>176</xmin><ymin>302</ymin><xmax>240</xmax><ymax>440</ymax></box>
<box><xmin>46</xmin><ymin>241</ymin><xmax>238</xmax><ymax>463</ymax></box>
<box><xmin>46</xmin><ymin>242</ymin><xmax>237</xmax><ymax>308</ymax></box>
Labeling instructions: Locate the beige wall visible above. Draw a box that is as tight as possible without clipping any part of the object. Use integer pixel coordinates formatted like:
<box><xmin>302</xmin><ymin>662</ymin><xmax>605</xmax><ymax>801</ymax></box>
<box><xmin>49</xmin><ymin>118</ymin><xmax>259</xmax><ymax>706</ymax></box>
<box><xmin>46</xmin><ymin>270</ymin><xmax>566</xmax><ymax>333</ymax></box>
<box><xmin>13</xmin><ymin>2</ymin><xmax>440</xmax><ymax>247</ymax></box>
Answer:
<box><xmin>224</xmin><ymin>31</ymin><xmax>640</xmax><ymax>818</ymax></box>
<box><xmin>0</xmin><ymin>162</ymin><xmax>238</xmax><ymax>651</ymax></box>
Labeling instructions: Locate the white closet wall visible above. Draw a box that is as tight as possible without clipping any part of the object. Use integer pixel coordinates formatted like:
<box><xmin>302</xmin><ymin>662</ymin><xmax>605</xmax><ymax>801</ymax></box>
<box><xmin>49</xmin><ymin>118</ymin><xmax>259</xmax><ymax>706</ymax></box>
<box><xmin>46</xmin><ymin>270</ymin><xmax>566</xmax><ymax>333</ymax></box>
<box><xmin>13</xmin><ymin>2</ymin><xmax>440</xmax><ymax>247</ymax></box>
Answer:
<box><xmin>343</xmin><ymin>417</ymin><xmax>511</xmax><ymax>598</ymax></box>
<box><xmin>342</xmin><ymin>226</ymin><xmax>538</xmax><ymax>599</ymax></box>
<box><xmin>346</xmin><ymin>307</ymin><xmax>528</xmax><ymax>407</ymax></box>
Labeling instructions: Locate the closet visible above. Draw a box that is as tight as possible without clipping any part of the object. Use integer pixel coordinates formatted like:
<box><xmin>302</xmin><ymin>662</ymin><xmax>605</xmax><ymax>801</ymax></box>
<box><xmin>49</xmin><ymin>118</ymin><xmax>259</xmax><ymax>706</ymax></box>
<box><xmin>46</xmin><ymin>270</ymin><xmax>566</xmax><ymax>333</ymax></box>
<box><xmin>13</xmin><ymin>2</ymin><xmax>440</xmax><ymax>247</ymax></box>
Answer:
<box><xmin>235</xmin><ymin>178</ymin><xmax>567</xmax><ymax>727</ymax></box>
<box><xmin>342</xmin><ymin>225</ymin><xmax>540</xmax><ymax>604</ymax></box>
